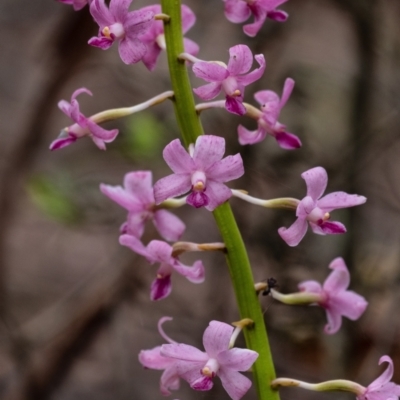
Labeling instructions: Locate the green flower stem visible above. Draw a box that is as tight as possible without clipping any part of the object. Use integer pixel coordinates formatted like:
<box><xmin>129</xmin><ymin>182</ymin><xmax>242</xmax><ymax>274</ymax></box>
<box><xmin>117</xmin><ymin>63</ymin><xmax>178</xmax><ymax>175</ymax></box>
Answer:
<box><xmin>161</xmin><ymin>2</ymin><xmax>279</xmax><ymax>400</ymax></box>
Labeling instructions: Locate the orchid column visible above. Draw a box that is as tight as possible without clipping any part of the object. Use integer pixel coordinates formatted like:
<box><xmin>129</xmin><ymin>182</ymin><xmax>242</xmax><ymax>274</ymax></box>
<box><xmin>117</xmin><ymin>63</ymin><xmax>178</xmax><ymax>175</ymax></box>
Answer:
<box><xmin>161</xmin><ymin>1</ymin><xmax>278</xmax><ymax>400</ymax></box>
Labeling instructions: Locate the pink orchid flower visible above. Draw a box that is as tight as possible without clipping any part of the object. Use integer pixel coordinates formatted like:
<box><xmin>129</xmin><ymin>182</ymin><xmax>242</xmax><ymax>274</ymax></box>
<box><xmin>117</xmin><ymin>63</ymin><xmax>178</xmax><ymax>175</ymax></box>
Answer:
<box><xmin>238</xmin><ymin>78</ymin><xmax>301</xmax><ymax>149</ymax></box>
<box><xmin>119</xmin><ymin>235</ymin><xmax>205</xmax><ymax>300</ymax></box>
<box><xmin>356</xmin><ymin>356</ymin><xmax>400</xmax><ymax>400</ymax></box>
<box><xmin>100</xmin><ymin>171</ymin><xmax>185</xmax><ymax>241</ymax></box>
<box><xmin>223</xmin><ymin>0</ymin><xmax>289</xmax><ymax>37</ymax></box>
<box><xmin>88</xmin><ymin>0</ymin><xmax>154</xmax><ymax>65</ymax></box>
<box><xmin>161</xmin><ymin>320</ymin><xmax>259</xmax><ymax>400</ymax></box>
<box><xmin>192</xmin><ymin>45</ymin><xmax>266</xmax><ymax>115</ymax></box>
<box><xmin>58</xmin><ymin>0</ymin><xmax>92</xmax><ymax>10</ymax></box>
<box><xmin>139</xmin><ymin>4</ymin><xmax>199</xmax><ymax>71</ymax></box>
<box><xmin>50</xmin><ymin>88</ymin><xmax>118</xmax><ymax>150</ymax></box>
<box><xmin>299</xmin><ymin>257</ymin><xmax>368</xmax><ymax>334</ymax></box>
<box><xmin>154</xmin><ymin>135</ymin><xmax>244</xmax><ymax>211</ymax></box>
<box><xmin>278</xmin><ymin>167</ymin><xmax>367</xmax><ymax>246</ymax></box>
<box><xmin>139</xmin><ymin>317</ymin><xmax>192</xmax><ymax>395</ymax></box>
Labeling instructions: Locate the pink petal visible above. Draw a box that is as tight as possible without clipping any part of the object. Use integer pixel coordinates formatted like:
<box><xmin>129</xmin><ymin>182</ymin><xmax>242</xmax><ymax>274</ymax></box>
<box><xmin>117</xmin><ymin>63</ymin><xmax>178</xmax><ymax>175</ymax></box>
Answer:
<box><xmin>225</xmin><ymin>96</ymin><xmax>246</xmax><ymax>115</ymax></box>
<box><xmin>150</xmin><ymin>275</ymin><xmax>172</xmax><ymax>300</ymax></box>
<box><xmin>172</xmin><ymin>260</ymin><xmax>205</xmax><ymax>283</ymax></box>
<box><xmin>203</xmin><ymin>181</ymin><xmax>233</xmax><ymax>211</ymax></box>
<box><xmin>193</xmin><ymin>135</ymin><xmax>226</xmax><ymax>170</ymax></box>
<box><xmin>193</xmin><ymin>82</ymin><xmax>223</xmax><ymax>100</ymax></box>
<box><xmin>181</xmin><ymin>4</ymin><xmax>196</xmax><ymax>33</ymax></box>
<box><xmin>243</xmin><ymin>8</ymin><xmax>267</xmax><ymax>37</ymax></box>
<box><xmin>324</xmin><ymin>308</ymin><xmax>342</xmax><ymax>334</ymax></box>
<box><xmin>323</xmin><ymin>257</ymin><xmax>349</xmax><ymax>292</ymax></box>
<box><xmin>91</xmin><ymin>136</ymin><xmax>106</xmax><ymax>150</ymax></box>
<box><xmin>153</xmin><ymin>210</ymin><xmax>185</xmax><ymax>241</ymax></box>
<box><xmin>88</xmin><ymin>36</ymin><xmax>114</xmax><ymax>49</ymax></box>
<box><xmin>118</xmin><ymin>37</ymin><xmax>146</xmax><ymax>64</ymax></box>
<box><xmin>218</xmin><ymin>368</ymin><xmax>253</xmax><ymax>400</ymax></box>
<box><xmin>280</xmin><ymin>77</ymin><xmax>295</xmax><ymax>108</ymax></box>
<box><xmin>267</xmin><ymin>9</ymin><xmax>288</xmax><ymax>22</ymax></box>
<box><xmin>154</xmin><ymin>174</ymin><xmax>192</xmax><ymax>204</ymax></box>
<box><xmin>119</xmin><ymin>234</ymin><xmax>149</xmax><ymax>258</ymax></box>
<box><xmin>146</xmin><ymin>240</ymin><xmax>172</xmax><ymax>263</ymax></box>
<box><xmin>139</xmin><ymin>346</ymin><xmax>175</xmax><ymax>370</ymax></box>
<box><xmin>298</xmin><ymin>280</ymin><xmax>322</xmax><ymax>294</ymax></box>
<box><xmin>207</xmin><ymin>154</ymin><xmax>244</xmax><ymax>183</ymax></box>
<box><xmin>90</xmin><ymin>0</ymin><xmax>113</xmax><ymax>27</ymax></box>
<box><xmin>58</xmin><ymin>100</ymin><xmax>72</xmax><ymax>116</ymax></box>
<box><xmin>49</xmin><ymin>136</ymin><xmax>77</xmax><ymax>150</ymax></box>
<box><xmin>161</xmin><ymin>343</ymin><xmax>209</xmax><ymax>363</ymax></box>
<box><xmin>278</xmin><ymin>217</ymin><xmax>308</xmax><ymax>246</ymax></box>
<box><xmin>318</xmin><ymin>221</ymin><xmax>346</xmax><ymax>234</ymax></box>
<box><xmin>238</xmin><ymin>125</ymin><xmax>267</xmax><ymax>145</ymax></box>
<box><xmin>202</xmin><ymin>321</ymin><xmax>233</xmax><ymax>358</ymax></box>
<box><xmin>99</xmin><ymin>183</ymin><xmax>142</xmax><ymax>211</ymax></box>
<box><xmin>191</xmin><ymin>376</ymin><xmax>214</xmax><ymax>391</ymax></box>
<box><xmin>301</xmin><ymin>167</ymin><xmax>328</xmax><ymax>200</ymax></box>
<box><xmin>123</xmin><ymin>171</ymin><xmax>154</xmax><ymax>204</ymax></box>
<box><xmin>255</xmin><ymin>90</ymin><xmax>280</xmax><ymax>125</ymax></box>
<box><xmin>227</xmin><ymin>45</ymin><xmax>253</xmax><ymax>76</ymax></box>
<box><xmin>160</xmin><ymin>364</ymin><xmax>181</xmax><ymax>395</ymax></box>
<box><xmin>236</xmin><ymin>54</ymin><xmax>266</xmax><ymax>86</ymax></box>
<box><xmin>296</xmin><ymin>196</ymin><xmax>317</xmax><ymax>218</ymax></box>
<box><xmin>124</xmin><ymin>10</ymin><xmax>154</xmax><ymax>35</ymax></box>
<box><xmin>183</xmin><ymin>38</ymin><xmax>199</xmax><ymax>56</ymax></box>
<box><xmin>126</xmin><ymin>212</ymin><xmax>146</xmax><ymax>237</ymax></box>
<box><xmin>163</xmin><ymin>138</ymin><xmax>195</xmax><ymax>174</ymax></box>
<box><xmin>176</xmin><ymin>361</ymin><xmax>207</xmax><ymax>385</ymax></box>
<box><xmin>329</xmin><ymin>290</ymin><xmax>368</xmax><ymax>320</ymax></box>
<box><xmin>275</xmin><ymin>130</ymin><xmax>302</xmax><ymax>150</ymax></box>
<box><xmin>109</xmin><ymin>0</ymin><xmax>132</xmax><ymax>21</ymax></box>
<box><xmin>224</xmin><ymin>0</ymin><xmax>251</xmax><ymax>23</ymax></box>
<box><xmin>217</xmin><ymin>348</ymin><xmax>258</xmax><ymax>371</ymax></box>
<box><xmin>193</xmin><ymin>62</ymin><xmax>229</xmax><ymax>82</ymax></box>
<box><xmin>368</xmin><ymin>356</ymin><xmax>395</xmax><ymax>391</ymax></box>
<box><xmin>317</xmin><ymin>192</ymin><xmax>367</xmax><ymax>212</ymax></box>
<box><xmin>86</xmin><ymin>119</ymin><xmax>119</xmax><ymax>141</ymax></box>
<box><xmin>141</xmin><ymin>42</ymin><xmax>162</xmax><ymax>71</ymax></box>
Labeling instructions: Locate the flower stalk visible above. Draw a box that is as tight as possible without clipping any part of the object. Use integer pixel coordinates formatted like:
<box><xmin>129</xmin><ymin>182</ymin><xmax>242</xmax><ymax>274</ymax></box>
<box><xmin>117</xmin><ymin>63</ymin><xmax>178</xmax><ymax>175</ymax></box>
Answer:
<box><xmin>161</xmin><ymin>1</ymin><xmax>279</xmax><ymax>400</ymax></box>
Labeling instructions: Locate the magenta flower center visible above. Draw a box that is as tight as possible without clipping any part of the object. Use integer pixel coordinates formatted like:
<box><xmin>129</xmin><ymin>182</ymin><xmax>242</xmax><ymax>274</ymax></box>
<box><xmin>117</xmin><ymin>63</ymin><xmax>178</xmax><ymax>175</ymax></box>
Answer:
<box><xmin>102</xmin><ymin>22</ymin><xmax>125</xmax><ymax>40</ymax></box>
<box><xmin>201</xmin><ymin>358</ymin><xmax>219</xmax><ymax>377</ymax></box>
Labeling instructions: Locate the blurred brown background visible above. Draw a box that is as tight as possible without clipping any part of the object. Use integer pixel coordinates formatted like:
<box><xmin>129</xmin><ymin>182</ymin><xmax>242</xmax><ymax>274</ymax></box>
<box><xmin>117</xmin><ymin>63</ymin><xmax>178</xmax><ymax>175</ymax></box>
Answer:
<box><xmin>0</xmin><ymin>0</ymin><xmax>399</xmax><ymax>399</ymax></box>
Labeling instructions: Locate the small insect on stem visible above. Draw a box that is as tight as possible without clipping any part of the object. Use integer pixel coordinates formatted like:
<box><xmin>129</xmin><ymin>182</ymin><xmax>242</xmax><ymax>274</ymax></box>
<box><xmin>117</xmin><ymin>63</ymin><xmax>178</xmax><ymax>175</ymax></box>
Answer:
<box><xmin>262</xmin><ymin>277</ymin><xmax>278</xmax><ymax>296</ymax></box>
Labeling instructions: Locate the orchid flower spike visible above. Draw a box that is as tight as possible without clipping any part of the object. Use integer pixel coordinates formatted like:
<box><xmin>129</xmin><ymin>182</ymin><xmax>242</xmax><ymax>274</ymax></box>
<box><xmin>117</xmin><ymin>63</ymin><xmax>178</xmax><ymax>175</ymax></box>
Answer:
<box><xmin>224</xmin><ymin>0</ymin><xmax>289</xmax><ymax>37</ymax></box>
<box><xmin>139</xmin><ymin>317</ymin><xmax>188</xmax><ymax>395</ymax></box>
<box><xmin>58</xmin><ymin>0</ymin><xmax>92</xmax><ymax>10</ymax></box>
<box><xmin>161</xmin><ymin>320</ymin><xmax>259</xmax><ymax>400</ymax></box>
<box><xmin>278</xmin><ymin>167</ymin><xmax>367</xmax><ymax>246</ymax></box>
<box><xmin>119</xmin><ymin>235</ymin><xmax>205</xmax><ymax>300</ymax></box>
<box><xmin>238</xmin><ymin>78</ymin><xmax>301</xmax><ymax>149</ymax></box>
<box><xmin>139</xmin><ymin>4</ymin><xmax>199</xmax><ymax>71</ymax></box>
<box><xmin>100</xmin><ymin>171</ymin><xmax>185</xmax><ymax>241</ymax></box>
<box><xmin>50</xmin><ymin>88</ymin><xmax>118</xmax><ymax>150</ymax></box>
<box><xmin>357</xmin><ymin>356</ymin><xmax>400</xmax><ymax>400</ymax></box>
<box><xmin>154</xmin><ymin>135</ymin><xmax>244</xmax><ymax>211</ymax></box>
<box><xmin>298</xmin><ymin>257</ymin><xmax>368</xmax><ymax>334</ymax></box>
<box><xmin>88</xmin><ymin>0</ymin><xmax>154</xmax><ymax>65</ymax></box>
<box><xmin>192</xmin><ymin>45</ymin><xmax>266</xmax><ymax>115</ymax></box>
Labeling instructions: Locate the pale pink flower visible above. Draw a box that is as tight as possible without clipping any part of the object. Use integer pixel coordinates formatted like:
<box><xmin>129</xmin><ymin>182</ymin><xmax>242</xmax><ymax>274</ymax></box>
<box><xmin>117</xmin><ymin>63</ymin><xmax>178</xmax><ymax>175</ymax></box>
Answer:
<box><xmin>192</xmin><ymin>45</ymin><xmax>265</xmax><ymax>115</ymax></box>
<box><xmin>299</xmin><ymin>257</ymin><xmax>368</xmax><ymax>334</ymax></box>
<box><xmin>50</xmin><ymin>88</ymin><xmax>118</xmax><ymax>150</ymax></box>
<box><xmin>100</xmin><ymin>171</ymin><xmax>185</xmax><ymax>241</ymax></box>
<box><xmin>278</xmin><ymin>167</ymin><xmax>367</xmax><ymax>246</ymax></box>
<box><xmin>139</xmin><ymin>4</ymin><xmax>199</xmax><ymax>71</ymax></box>
<box><xmin>88</xmin><ymin>0</ymin><xmax>154</xmax><ymax>64</ymax></box>
<box><xmin>119</xmin><ymin>236</ymin><xmax>205</xmax><ymax>300</ymax></box>
<box><xmin>161</xmin><ymin>320</ymin><xmax>259</xmax><ymax>400</ymax></box>
<box><xmin>224</xmin><ymin>0</ymin><xmax>288</xmax><ymax>37</ymax></box>
<box><xmin>238</xmin><ymin>78</ymin><xmax>301</xmax><ymax>149</ymax></box>
<box><xmin>154</xmin><ymin>135</ymin><xmax>244</xmax><ymax>211</ymax></box>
